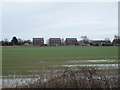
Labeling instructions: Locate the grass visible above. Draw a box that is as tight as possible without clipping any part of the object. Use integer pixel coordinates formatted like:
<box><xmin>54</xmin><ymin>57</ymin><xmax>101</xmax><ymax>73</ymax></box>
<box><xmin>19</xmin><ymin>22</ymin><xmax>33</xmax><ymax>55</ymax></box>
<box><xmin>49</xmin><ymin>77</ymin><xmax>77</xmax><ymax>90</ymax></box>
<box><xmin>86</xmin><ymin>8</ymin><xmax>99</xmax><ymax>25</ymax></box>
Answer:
<box><xmin>2</xmin><ymin>46</ymin><xmax>118</xmax><ymax>75</ymax></box>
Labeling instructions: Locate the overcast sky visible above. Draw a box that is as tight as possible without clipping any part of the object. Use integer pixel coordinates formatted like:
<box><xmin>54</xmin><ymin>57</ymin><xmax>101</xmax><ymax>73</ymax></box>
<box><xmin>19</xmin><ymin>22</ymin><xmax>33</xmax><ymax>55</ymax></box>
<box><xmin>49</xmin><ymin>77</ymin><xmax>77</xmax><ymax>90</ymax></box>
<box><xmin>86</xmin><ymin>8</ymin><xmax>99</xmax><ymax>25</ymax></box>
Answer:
<box><xmin>2</xmin><ymin>2</ymin><xmax>118</xmax><ymax>43</ymax></box>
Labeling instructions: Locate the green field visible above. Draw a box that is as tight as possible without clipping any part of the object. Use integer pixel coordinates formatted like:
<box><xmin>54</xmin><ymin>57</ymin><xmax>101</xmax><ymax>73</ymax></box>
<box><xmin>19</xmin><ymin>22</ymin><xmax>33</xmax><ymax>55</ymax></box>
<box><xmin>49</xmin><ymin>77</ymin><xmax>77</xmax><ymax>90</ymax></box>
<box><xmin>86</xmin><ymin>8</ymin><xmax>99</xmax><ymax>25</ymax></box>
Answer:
<box><xmin>2</xmin><ymin>46</ymin><xmax>118</xmax><ymax>75</ymax></box>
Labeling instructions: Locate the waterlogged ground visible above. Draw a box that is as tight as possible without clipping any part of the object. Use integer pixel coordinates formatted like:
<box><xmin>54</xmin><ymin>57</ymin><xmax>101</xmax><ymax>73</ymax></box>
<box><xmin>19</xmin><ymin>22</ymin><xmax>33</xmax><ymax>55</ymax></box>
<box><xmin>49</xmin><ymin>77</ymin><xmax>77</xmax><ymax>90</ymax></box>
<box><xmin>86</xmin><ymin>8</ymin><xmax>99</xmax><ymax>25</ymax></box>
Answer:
<box><xmin>2</xmin><ymin>46</ymin><xmax>119</xmax><ymax>88</ymax></box>
<box><xmin>2</xmin><ymin>59</ymin><xmax>119</xmax><ymax>88</ymax></box>
<box><xmin>58</xmin><ymin>59</ymin><xmax>118</xmax><ymax>68</ymax></box>
<box><xmin>3</xmin><ymin>46</ymin><xmax>118</xmax><ymax>74</ymax></box>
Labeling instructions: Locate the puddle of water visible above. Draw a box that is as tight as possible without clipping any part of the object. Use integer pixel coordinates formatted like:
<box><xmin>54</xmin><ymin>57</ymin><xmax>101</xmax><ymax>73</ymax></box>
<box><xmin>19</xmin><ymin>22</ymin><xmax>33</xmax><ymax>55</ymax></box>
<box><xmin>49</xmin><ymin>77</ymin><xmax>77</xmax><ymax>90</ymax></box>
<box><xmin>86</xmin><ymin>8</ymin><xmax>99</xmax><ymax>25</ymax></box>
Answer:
<box><xmin>2</xmin><ymin>75</ymin><xmax>32</xmax><ymax>78</ymax></box>
<box><xmin>2</xmin><ymin>76</ymin><xmax>41</xmax><ymax>88</ymax></box>
<box><xmin>2</xmin><ymin>77</ymin><xmax>48</xmax><ymax>88</ymax></box>
<box><xmin>61</xmin><ymin>64</ymin><xmax>118</xmax><ymax>68</ymax></box>
<box><xmin>0</xmin><ymin>76</ymin><xmax>2</xmax><ymax>89</ymax></box>
<box><xmin>61</xmin><ymin>59</ymin><xmax>118</xmax><ymax>68</ymax></box>
<box><xmin>28</xmin><ymin>69</ymin><xmax>64</xmax><ymax>73</ymax></box>
<box><xmin>2</xmin><ymin>78</ymin><xmax>30</xmax><ymax>88</ymax></box>
<box><xmin>1</xmin><ymin>75</ymin><xmax>39</xmax><ymax>87</ymax></box>
<box><xmin>86</xmin><ymin>59</ymin><xmax>117</xmax><ymax>62</ymax></box>
<box><xmin>70</xmin><ymin>59</ymin><xmax>118</xmax><ymax>63</ymax></box>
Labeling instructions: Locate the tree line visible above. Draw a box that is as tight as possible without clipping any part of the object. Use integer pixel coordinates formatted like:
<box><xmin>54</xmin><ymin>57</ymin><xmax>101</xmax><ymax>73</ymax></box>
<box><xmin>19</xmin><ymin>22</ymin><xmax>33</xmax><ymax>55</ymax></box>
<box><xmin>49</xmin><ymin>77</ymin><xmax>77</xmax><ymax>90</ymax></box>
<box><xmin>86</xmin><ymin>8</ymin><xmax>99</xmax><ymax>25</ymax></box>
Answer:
<box><xmin>1</xmin><ymin>35</ymin><xmax>120</xmax><ymax>46</ymax></box>
<box><xmin>1</xmin><ymin>36</ymin><xmax>32</xmax><ymax>46</ymax></box>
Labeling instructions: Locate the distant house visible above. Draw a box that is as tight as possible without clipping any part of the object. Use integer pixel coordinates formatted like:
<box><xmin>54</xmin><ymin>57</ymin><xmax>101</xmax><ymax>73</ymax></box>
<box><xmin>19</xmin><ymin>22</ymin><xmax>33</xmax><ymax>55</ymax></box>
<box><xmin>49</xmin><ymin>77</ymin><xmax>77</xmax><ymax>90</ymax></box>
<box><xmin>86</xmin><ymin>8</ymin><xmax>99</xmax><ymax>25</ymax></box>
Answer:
<box><xmin>92</xmin><ymin>40</ymin><xmax>111</xmax><ymax>46</ymax></box>
<box><xmin>112</xmin><ymin>39</ymin><xmax>120</xmax><ymax>46</ymax></box>
<box><xmin>48</xmin><ymin>38</ymin><xmax>61</xmax><ymax>46</ymax></box>
<box><xmin>33</xmin><ymin>38</ymin><xmax>44</xmax><ymax>46</ymax></box>
<box><xmin>65</xmin><ymin>38</ymin><xmax>78</xmax><ymax>46</ymax></box>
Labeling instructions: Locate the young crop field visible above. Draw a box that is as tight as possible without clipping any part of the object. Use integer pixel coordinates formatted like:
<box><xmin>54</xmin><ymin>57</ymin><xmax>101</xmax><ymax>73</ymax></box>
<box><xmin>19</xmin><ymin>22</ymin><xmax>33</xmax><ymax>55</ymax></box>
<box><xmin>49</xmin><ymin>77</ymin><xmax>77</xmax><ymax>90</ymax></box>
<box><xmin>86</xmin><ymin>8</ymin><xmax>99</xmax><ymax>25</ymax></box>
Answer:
<box><xmin>2</xmin><ymin>46</ymin><xmax>118</xmax><ymax>75</ymax></box>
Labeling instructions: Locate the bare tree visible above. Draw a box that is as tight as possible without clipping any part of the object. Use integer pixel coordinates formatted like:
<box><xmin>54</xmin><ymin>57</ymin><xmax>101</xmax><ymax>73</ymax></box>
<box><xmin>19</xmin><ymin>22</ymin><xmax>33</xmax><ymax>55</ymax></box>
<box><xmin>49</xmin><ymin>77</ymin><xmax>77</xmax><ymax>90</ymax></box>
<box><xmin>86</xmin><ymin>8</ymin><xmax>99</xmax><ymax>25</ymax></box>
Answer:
<box><xmin>105</xmin><ymin>38</ymin><xmax>110</xmax><ymax>41</ymax></box>
<box><xmin>2</xmin><ymin>39</ymin><xmax>9</xmax><ymax>46</ymax></box>
<box><xmin>18</xmin><ymin>38</ymin><xmax>24</xmax><ymax>45</ymax></box>
<box><xmin>114</xmin><ymin>35</ymin><xmax>120</xmax><ymax>39</ymax></box>
<box><xmin>81</xmin><ymin>36</ymin><xmax>89</xmax><ymax>44</ymax></box>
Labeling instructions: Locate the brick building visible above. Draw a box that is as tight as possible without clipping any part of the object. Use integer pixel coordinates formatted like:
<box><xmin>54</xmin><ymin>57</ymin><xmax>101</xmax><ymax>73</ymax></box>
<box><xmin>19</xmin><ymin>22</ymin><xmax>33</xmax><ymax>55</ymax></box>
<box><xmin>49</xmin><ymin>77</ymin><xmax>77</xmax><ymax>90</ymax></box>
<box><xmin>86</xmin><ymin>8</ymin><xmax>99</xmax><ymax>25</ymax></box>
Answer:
<box><xmin>48</xmin><ymin>38</ymin><xmax>61</xmax><ymax>46</ymax></box>
<box><xmin>33</xmin><ymin>38</ymin><xmax>44</xmax><ymax>46</ymax></box>
<box><xmin>65</xmin><ymin>38</ymin><xmax>78</xmax><ymax>46</ymax></box>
